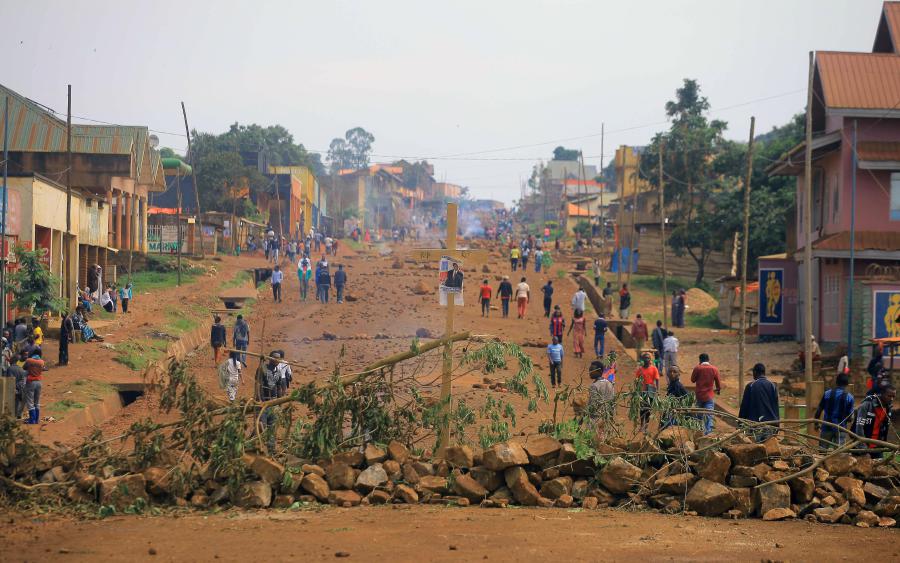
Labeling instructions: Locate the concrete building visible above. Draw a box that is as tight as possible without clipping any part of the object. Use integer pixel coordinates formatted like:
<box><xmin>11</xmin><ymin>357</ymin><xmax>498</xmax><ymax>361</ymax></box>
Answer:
<box><xmin>766</xmin><ymin>1</ymin><xmax>900</xmax><ymax>357</ymax></box>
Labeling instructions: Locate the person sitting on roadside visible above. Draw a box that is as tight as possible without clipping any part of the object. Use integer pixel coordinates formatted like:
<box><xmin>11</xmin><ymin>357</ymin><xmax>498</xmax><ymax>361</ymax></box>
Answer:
<box><xmin>73</xmin><ymin>306</ymin><xmax>103</xmax><ymax>342</ymax></box>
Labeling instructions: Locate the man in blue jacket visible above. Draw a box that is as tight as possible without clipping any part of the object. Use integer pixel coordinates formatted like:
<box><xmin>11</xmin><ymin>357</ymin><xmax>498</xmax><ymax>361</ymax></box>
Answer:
<box><xmin>738</xmin><ymin>363</ymin><xmax>779</xmax><ymax>442</ymax></box>
<box><xmin>333</xmin><ymin>265</ymin><xmax>347</xmax><ymax>303</ymax></box>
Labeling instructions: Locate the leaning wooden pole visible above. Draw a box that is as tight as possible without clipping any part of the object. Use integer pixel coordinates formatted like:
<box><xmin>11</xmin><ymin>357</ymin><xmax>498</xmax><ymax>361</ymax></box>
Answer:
<box><xmin>181</xmin><ymin>102</ymin><xmax>205</xmax><ymax>257</ymax></box>
<box><xmin>803</xmin><ymin>52</ymin><xmax>815</xmax><ymax>428</ymax></box>
<box><xmin>659</xmin><ymin>138</ymin><xmax>668</xmax><ymax>330</ymax></box>
<box><xmin>626</xmin><ymin>146</ymin><xmax>638</xmax><ymax>286</ymax></box>
<box><xmin>738</xmin><ymin>116</ymin><xmax>756</xmax><ymax>404</ymax></box>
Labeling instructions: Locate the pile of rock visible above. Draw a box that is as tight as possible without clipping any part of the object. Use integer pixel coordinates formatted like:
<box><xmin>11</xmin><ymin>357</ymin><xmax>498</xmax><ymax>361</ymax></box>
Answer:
<box><xmin>11</xmin><ymin>430</ymin><xmax>900</xmax><ymax>526</ymax></box>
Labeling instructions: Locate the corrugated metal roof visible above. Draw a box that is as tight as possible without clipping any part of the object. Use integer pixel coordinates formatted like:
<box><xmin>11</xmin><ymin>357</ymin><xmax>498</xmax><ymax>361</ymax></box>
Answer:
<box><xmin>566</xmin><ymin>203</ymin><xmax>591</xmax><ymax>217</ymax></box>
<box><xmin>817</xmin><ymin>51</ymin><xmax>900</xmax><ymax>110</ymax></box>
<box><xmin>858</xmin><ymin>141</ymin><xmax>900</xmax><ymax>161</ymax></box>
<box><xmin>886</xmin><ymin>2</ymin><xmax>900</xmax><ymax>53</ymax></box>
<box><xmin>0</xmin><ymin>84</ymin><xmax>164</xmax><ymax>187</ymax></box>
<box><xmin>813</xmin><ymin>230</ymin><xmax>900</xmax><ymax>251</ymax></box>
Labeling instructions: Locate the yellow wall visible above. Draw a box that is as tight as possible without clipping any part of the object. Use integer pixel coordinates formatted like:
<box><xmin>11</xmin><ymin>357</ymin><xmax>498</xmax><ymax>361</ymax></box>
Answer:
<box><xmin>615</xmin><ymin>146</ymin><xmax>650</xmax><ymax>200</ymax></box>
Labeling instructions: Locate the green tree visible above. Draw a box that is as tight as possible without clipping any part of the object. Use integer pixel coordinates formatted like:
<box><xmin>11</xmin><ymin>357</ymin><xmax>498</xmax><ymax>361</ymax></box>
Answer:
<box><xmin>552</xmin><ymin>146</ymin><xmax>580</xmax><ymax>161</ymax></box>
<box><xmin>4</xmin><ymin>246</ymin><xmax>66</xmax><ymax>316</ymax></box>
<box><xmin>345</xmin><ymin>127</ymin><xmax>375</xmax><ymax>169</ymax></box>
<box><xmin>327</xmin><ymin>138</ymin><xmax>352</xmax><ymax>173</ymax></box>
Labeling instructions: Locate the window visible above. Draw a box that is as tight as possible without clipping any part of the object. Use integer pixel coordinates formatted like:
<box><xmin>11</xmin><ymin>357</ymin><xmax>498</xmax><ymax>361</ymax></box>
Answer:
<box><xmin>823</xmin><ymin>273</ymin><xmax>840</xmax><ymax>326</ymax></box>
<box><xmin>892</xmin><ymin>173</ymin><xmax>900</xmax><ymax>221</ymax></box>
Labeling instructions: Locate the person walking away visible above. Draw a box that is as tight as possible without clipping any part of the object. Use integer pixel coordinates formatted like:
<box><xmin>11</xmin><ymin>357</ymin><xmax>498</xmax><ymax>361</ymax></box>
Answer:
<box><xmin>661</xmin><ymin>367</ymin><xmax>688</xmax><ymax>428</ymax></box>
<box><xmin>670</xmin><ymin>291</ymin><xmax>678</xmax><ymax>329</ymax></box>
<box><xmin>332</xmin><ymin>238</ymin><xmax>339</xmax><ymax>256</ymax></box>
<box><xmin>549</xmin><ymin>305</ymin><xmax>566</xmax><ymax>342</ymax></box>
<box><xmin>593</xmin><ymin>312</ymin><xmax>608</xmax><ymax>357</ymax></box>
<box><xmin>510</xmin><ymin>246</ymin><xmax>520</xmax><ymax>271</ymax></box>
<box><xmin>663</xmin><ymin>330</ymin><xmax>679</xmax><ymax>380</ymax></box>
<box><xmin>334</xmin><ymin>265</ymin><xmax>347</xmax><ymax>303</ymax></box>
<box><xmin>317</xmin><ymin>266</ymin><xmax>331</xmax><ymax>303</ymax></box>
<box><xmin>690</xmin><ymin>353</ymin><xmax>722</xmax><ymax>435</ymax></box>
<box><xmin>515</xmin><ymin>277</ymin><xmax>530</xmax><ymax>319</ymax></box>
<box><xmin>298</xmin><ymin>255</ymin><xmax>312</xmax><ymax>301</ymax></box>
<box><xmin>814</xmin><ymin>372</ymin><xmax>855</xmax><ymax>448</ymax></box>
<box><xmin>6</xmin><ymin>356</ymin><xmax>26</xmax><ymax>419</ymax></box>
<box><xmin>479</xmin><ymin>279</ymin><xmax>492</xmax><ymax>317</ymax></box>
<box><xmin>23</xmin><ymin>349</ymin><xmax>44</xmax><ymax>425</ymax></box>
<box><xmin>568</xmin><ymin>308</ymin><xmax>586</xmax><ymax>358</ymax></box>
<box><xmin>593</xmin><ymin>259</ymin><xmax>602</xmax><ymax>287</ymax></box>
<box><xmin>634</xmin><ymin>354</ymin><xmax>660</xmax><ymax>433</ymax></box>
<box><xmin>618</xmin><ymin>283</ymin><xmax>631</xmax><ymax>319</ymax></box>
<box><xmin>854</xmin><ymin>384</ymin><xmax>896</xmax><ymax>458</ymax></box>
<box><xmin>676</xmin><ymin>290</ymin><xmax>687</xmax><ymax>328</ymax></box>
<box><xmin>602</xmin><ymin>283</ymin><xmax>614</xmax><ymax>316</ymax></box>
<box><xmin>588</xmin><ymin>360</ymin><xmax>615</xmax><ymax>439</ymax></box>
<box><xmin>541</xmin><ymin>280</ymin><xmax>554</xmax><ymax>317</ymax></box>
<box><xmin>267</xmin><ymin>351</ymin><xmax>292</xmax><ymax>398</ymax></box>
<box><xmin>256</xmin><ymin>354</ymin><xmax>280</xmax><ymax>451</ymax></box>
<box><xmin>58</xmin><ymin>313</ymin><xmax>74</xmax><ymax>366</ymax></box>
<box><xmin>210</xmin><ymin>315</ymin><xmax>227</xmax><ymax>364</ymax></box>
<box><xmin>271</xmin><ymin>265</ymin><xmax>284</xmax><ymax>303</ymax></box>
<box><xmin>652</xmin><ymin>320</ymin><xmax>666</xmax><ymax>369</ymax></box>
<box><xmin>233</xmin><ymin>315</ymin><xmax>250</xmax><ymax>366</ymax></box>
<box><xmin>547</xmin><ymin>336</ymin><xmax>564</xmax><ymax>388</ymax></box>
<box><xmin>630</xmin><ymin>313</ymin><xmax>649</xmax><ymax>357</ymax></box>
<box><xmin>738</xmin><ymin>363</ymin><xmax>779</xmax><ymax>442</ymax></box>
<box><xmin>218</xmin><ymin>351</ymin><xmax>243</xmax><ymax>401</ymax></box>
<box><xmin>498</xmin><ymin>276</ymin><xmax>513</xmax><ymax>318</ymax></box>
<box><xmin>325</xmin><ymin>235</ymin><xmax>333</xmax><ymax>256</ymax></box>
<box><xmin>521</xmin><ymin>247</ymin><xmax>530</xmax><ymax>271</ymax></box>
<box><xmin>534</xmin><ymin>248</ymin><xmax>543</xmax><ymax>272</ymax></box>
<box><xmin>571</xmin><ymin>288</ymin><xmax>587</xmax><ymax>315</ymax></box>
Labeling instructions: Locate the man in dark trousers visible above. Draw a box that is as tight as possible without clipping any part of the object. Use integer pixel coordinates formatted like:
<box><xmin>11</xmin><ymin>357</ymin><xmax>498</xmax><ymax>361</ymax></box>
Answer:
<box><xmin>334</xmin><ymin>264</ymin><xmax>348</xmax><ymax>303</ymax></box>
<box><xmin>651</xmin><ymin>320</ymin><xmax>666</xmax><ymax>370</ymax></box>
<box><xmin>497</xmin><ymin>275</ymin><xmax>513</xmax><ymax>318</ymax></box>
<box><xmin>541</xmin><ymin>280</ymin><xmax>554</xmax><ymax>317</ymax></box>
<box><xmin>593</xmin><ymin>312</ymin><xmax>608</xmax><ymax>357</ymax></box>
<box><xmin>814</xmin><ymin>372</ymin><xmax>855</xmax><ymax>448</ymax></box>
<box><xmin>854</xmin><ymin>384</ymin><xmax>896</xmax><ymax>458</ymax></box>
<box><xmin>738</xmin><ymin>363</ymin><xmax>779</xmax><ymax>442</ymax></box>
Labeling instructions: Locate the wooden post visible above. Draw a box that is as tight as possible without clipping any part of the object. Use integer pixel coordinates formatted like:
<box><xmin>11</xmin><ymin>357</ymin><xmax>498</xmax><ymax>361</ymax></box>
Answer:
<box><xmin>181</xmin><ymin>102</ymin><xmax>204</xmax><ymax>257</ymax></box>
<box><xmin>626</xmin><ymin>145</ymin><xmax>638</xmax><ymax>286</ymax></box>
<box><xmin>440</xmin><ymin>202</ymin><xmax>458</xmax><ymax>449</ymax></box>
<box><xmin>599</xmin><ymin>122</ymin><xmax>605</xmax><ymax>263</ymax></box>
<box><xmin>65</xmin><ymin>85</ymin><xmax>72</xmax><ymax>305</ymax></box>
<box><xmin>615</xmin><ymin>146</ymin><xmax>623</xmax><ymax>291</ymax></box>
<box><xmin>659</xmin><ymin>138</ymin><xmax>668</xmax><ymax>330</ymax></box>
<box><xmin>738</xmin><ymin>116</ymin><xmax>756</xmax><ymax>404</ymax></box>
<box><xmin>804</xmin><ymin>51</ymin><xmax>815</xmax><ymax>430</ymax></box>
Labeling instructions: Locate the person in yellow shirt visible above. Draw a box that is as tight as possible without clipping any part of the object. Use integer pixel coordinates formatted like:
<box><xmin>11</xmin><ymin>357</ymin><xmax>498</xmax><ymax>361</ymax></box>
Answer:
<box><xmin>31</xmin><ymin>317</ymin><xmax>43</xmax><ymax>347</ymax></box>
<box><xmin>510</xmin><ymin>247</ymin><xmax>521</xmax><ymax>271</ymax></box>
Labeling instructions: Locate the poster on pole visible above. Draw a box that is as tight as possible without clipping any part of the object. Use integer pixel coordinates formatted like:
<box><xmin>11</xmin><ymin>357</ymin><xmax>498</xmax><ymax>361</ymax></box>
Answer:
<box><xmin>439</xmin><ymin>256</ymin><xmax>463</xmax><ymax>306</ymax></box>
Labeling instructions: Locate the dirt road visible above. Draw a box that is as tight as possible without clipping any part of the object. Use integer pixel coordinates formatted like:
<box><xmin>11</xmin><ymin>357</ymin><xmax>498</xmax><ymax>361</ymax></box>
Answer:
<box><xmin>4</xmin><ymin>505</ymin><xmax>897</xmax><ymax>562</ymax></box>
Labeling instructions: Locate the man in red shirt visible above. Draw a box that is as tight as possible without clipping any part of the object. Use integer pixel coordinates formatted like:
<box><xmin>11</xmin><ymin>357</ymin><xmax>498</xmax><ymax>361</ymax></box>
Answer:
<box><xmin>23</xmin><ymin>349</ymin><xmax>45</xmax><ymax>424</ymax></box>
<box><xmin>479</xmin><ymin>279</ymin><xmax>493</xmax><ymax>317</ymax></box>
<box><xmin>630</xmin><ymin>313</ymin><xmax>649</xmax><ymax>357</ymax></box>
<box><xmin>690</xmin><ymin>353</ymin><xmax>721</xmax><ymax>435</ymax></box>
<box><xmin>634</xmin><ymin>354</ymin><xmax>660</xmax><ymax>432</ymax></box>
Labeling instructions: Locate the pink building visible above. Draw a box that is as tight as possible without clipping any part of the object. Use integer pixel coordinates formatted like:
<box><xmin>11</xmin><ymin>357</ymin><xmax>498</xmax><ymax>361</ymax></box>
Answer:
<box><xmin>768</xmin><ymin>2</ymin><xmax>900</xmax><ymax>358</ymax></box>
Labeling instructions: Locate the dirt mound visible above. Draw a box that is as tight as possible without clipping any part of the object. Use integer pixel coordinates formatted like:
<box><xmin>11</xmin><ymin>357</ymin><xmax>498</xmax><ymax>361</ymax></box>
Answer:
<box><xmin>685</xmin><ymin>287</ymin><xmax>717</xmax><ymax>313</ymax></box>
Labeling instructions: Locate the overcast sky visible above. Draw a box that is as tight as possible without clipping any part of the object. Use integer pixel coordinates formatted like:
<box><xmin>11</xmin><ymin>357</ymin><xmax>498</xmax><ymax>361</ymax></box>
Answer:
<box><xmin>3</xmin><ymin>0</ymin><xmax>888</xmax><ymax>203</ymax></box>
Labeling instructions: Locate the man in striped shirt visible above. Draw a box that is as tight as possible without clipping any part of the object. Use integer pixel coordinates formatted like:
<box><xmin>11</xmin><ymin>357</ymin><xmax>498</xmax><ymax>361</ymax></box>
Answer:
<box><xmin>814</xmin><ymin>372</ymin><xmax>855</xmax><ymax>448</ymax></box>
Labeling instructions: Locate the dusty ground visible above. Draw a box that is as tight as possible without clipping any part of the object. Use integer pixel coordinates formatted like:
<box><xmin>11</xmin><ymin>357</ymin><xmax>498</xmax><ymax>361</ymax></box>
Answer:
<box><xmin>3</xmin><ymin>505</ymin><xmax>898</xmax><ymax>562</ymax></box>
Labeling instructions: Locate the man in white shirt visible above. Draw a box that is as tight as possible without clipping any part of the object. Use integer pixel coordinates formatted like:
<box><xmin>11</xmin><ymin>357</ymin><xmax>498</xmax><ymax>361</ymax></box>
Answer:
<box><xmin>516</xmin><ymin>277</ymin><xmax>531</xmax><ymax>319</ymax></box>
<box><xmin>571</xmin><ymin>288</ymin><xmax>587</xmax><ymax>314</ymax></box>
<box><xmin>271</xmin><ymin>265</ymin><xmax>284</xmax><ymax>303</ymax></box>
<box><xmin>663</xmin><ymin>331</ymin><xmax>680</xmax><ymax>380</ymax></box>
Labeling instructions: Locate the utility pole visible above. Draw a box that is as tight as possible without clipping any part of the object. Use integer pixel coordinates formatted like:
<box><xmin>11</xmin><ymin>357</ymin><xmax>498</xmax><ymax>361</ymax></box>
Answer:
<box><xmin>738</xmin><ymin>116</ymin><xmax>756</xmax><ymax>404</ymax></box>
<box><xmin>176</xmin><ymin>171</ymin><xmax>182</xmax><ymax>286</ymax></box>
<box><xmin>65</xmin><ymin>85</ymin><xmax>72</xmax><ymax>306</ymax></box>
<box><xmin>2</xmin><ymin>96</ymin><xmax>9</xmax><ymax>324</ymax></box>
<box><xmin>599</xmin><ymin>123</ymin><xmax>606</xmax><ymax>266</ymax></box>
<box><xmin>803</xmin><ymin>51</ymin><xmax>815</xmax><ymax>426</ymax></box>
<box><xmin>181</xmin><ymin>102</ymin><xmax>204</xmax><ymax>257</ymax></box>
<box><xmin>615</xmin><ymin>145</ymin><xmax>623</xmax><ymax>290</ymax></box>
<box><xmin>579</xmin><ymin>150</ymin><xmax>590</xmax><ymax>247</ymax></box>
<box><xmin>847</xmin><ymin>119</ymin><xmax>858</xmax><ymax>359</ymax></box>
<box><xmin>659</xmin><ymin>138</ymin><xmax>668</xmax><ymax>330</ymax></box>
<box><xmin>626</xmin><ymin>145</ymin><xmax>638</xmax><ymax>286</ymax></box>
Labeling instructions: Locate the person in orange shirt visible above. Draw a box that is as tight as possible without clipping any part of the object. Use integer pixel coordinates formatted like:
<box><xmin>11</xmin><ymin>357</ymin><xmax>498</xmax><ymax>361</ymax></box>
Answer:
<box><xmin>634</xmin><ymin>353</ymin><xmax>660</xmax><ymax>432</ymax></box>
<box><xmin>479</xmin><ymin>279</ymin><xmax>493</xmax><ymax>317</ymax></box>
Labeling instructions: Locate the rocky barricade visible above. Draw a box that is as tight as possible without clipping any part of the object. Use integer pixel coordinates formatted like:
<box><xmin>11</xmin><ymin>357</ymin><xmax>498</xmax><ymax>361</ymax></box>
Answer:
<box><xmin>6</xmin><ymin>432</ymin><xmax>899</xmax><ymax>527</ymax></box>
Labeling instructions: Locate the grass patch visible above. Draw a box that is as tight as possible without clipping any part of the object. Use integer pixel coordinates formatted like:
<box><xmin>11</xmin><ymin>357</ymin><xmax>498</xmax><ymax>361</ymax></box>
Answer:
<box><xmin>630</xmin><ymin>274</ymin><xmax>708</xmax><ymax>293</ymax></box>
<box><xmin>220</xmin><ymin>270</ymin><xmax>252</xmax><ymax>290</ymax></box>
<box><xmin>685</xmin><ymin>309</ymin><xmax>727</xmax><ymax>329</ymax></box>
<box><xmin>47</xmin><ymin>398</ymin><xmax>86</xmax><ymax>413</ymax></box>
<box><xmin>556</xmin><ymin>269</ymin><xmax>567</xmax><ymax>280</ymax></box>
<box><xmin>113</xmin><ymin>339</ymin><xmax>167</xmax><ymax>371</ymax></box>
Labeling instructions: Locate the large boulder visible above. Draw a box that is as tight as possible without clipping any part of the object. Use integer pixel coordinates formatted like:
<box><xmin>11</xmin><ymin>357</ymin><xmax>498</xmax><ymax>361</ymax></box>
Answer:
<box><xmin>355</xmin><ymin>464</ymin><xmax>389</xmax><ymax>492</ymax></box>
<box><xmin>328</xmin><ymin>490</ymin><xmax>362</xmax><ymax>507</ymax></box>
<box><xmin>387</xmin><ymin>441</ymin><xmax>410</xmax><ymax>464</ymax></box>
<box><xmin>823</xmin><ymin>453</ymin><xmax>856</xmax><ymax>476</ymax></box>
<box><xmin>598</xmin><ymin>457</ymin><xmax>642</xmax><ymax>495</ymax></box>
<box><xmin>331</xmin><ymin>450</ymin><xmax>365</xmax><ymax>468</ymax></box>
<box><xmin>418</xmin><ymin>475</ymin><xmax>449</xmax><ymax>495</ymax></box>
<box><xmin>657</xmin><ymin>426</ymin><xmax>694</xmax><ymax>450</ymax></box>
<box><xmin>539</xmin><ymin>477</ymin><xmax>573</xmax><ymax>500</ymax></box>
<box><xmin>656</xmin><ymin>473</ymin><xmax>697</xmax><ymax>495</ymax></box>
<box><xmin>753</xmin><ymin>483</ymin><xmax>790</xmax><ymax>516</ymax></box>
<box><xmin>835</xmin><ymin>476</ymin><xmax>866</xmax><ymax>506</ymax></box>
<box><xmin>300</xmin><ymin>473</ymin><xmax>330</xmax><ymax>502</ymax></box>
<box><xmin>523</xmin><ymin>435</ymin><xmax>562</xmax><ymax>467</ymax></box>
<box><xmin>401</xmin><ymin>463</ymin><xmax>421</xmax><ymax>485</ymax></box>
<box><xmin>394</xmin><ymin>484</ymin><xmax>419</xmax><ymax>504</ymax></box>
<box><xmin>482</xmin><ymin>442</ymin><xmax>529</xmax><ymax>471</ymax></box>
<box><xmin>442</xmin><ymin>445</ymin><xmax>475</xmax><ymax>468</ymax></box>
<box><xmin>236</xmin><ymin>481</ymin><xmax>272</xmax><ymax>508</ymax></box>
<box><xmin>504</xmin><ymin>466</ymin><xmax>543</xmax><ymax>506</ymax></box>
<box><xmin>142</xmin><ymin>467</ymin><xmax>173</xmax><ymax>497</ymax></box>
<box><xmin>724</xmin><ymin>443</ymin><xmax>767</xmax><ymax>467</ymax></box>
<box><xmin>451</xmin><ymin>472</ymin><xmax>489</xmax><ymax>502</ymax></box>
<box><xmin>363</xmin><ymin>444</ymin><xmax>387</xmax><ymax>465</ymax></box>
<box><xmin>685</xmin><ymin>479</ymin><xmax>734</xmax><ymax>516</ymax></box>
<box><xmin>697</xmin><ymin>452</ymin><xmax>731</xmax><ymax>484</ymax></box>
<box><xmin>789</xmin><ymin>476</ymin><xmax>815</xmax><ymax>503</ymax></box>
<box><xmin>99</xmin><ymin>474</ymin><xmax>147</xmax><ymax>511</ymax></box>
<box><xmin>247</xmin><ymin>455</ymin><xmax>284</xmax><ymax>485</ymax></box>
<box><xmin>326</xmin><ymin>463</ymin><xmax>358</xmax><ymax>490</ymax></box>
<box><xmin>470</xmin><ymin>466</ymin><xmax>503</xmax><ymax>492</ymax></box>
